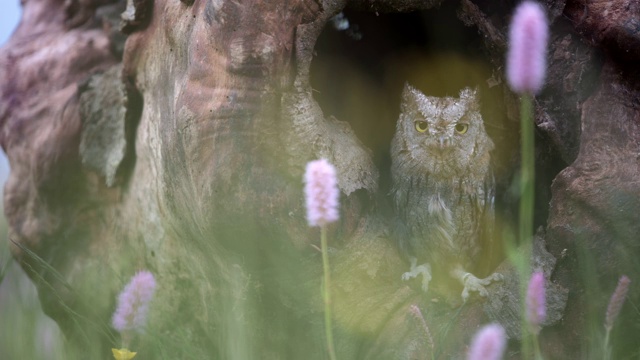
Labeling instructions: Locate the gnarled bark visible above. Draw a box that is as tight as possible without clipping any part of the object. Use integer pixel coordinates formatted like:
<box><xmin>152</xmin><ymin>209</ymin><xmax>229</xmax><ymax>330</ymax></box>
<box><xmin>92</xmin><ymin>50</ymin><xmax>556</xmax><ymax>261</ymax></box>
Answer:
<box><xmin>1</xmin><ymin>0</ymin><xmax>638</xmax><ymax>358</ymax></box>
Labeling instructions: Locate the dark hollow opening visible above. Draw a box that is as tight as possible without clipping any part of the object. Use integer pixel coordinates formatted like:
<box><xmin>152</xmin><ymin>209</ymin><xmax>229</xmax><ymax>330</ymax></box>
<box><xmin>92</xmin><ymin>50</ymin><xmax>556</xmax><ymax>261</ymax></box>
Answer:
<box><xmin>309</xmin><ymin>2</ymin><xmax>514</xmax><ymax>194</ymax></box>
<box><xmin>307</xmin><ymin>2</ymin><xmax>573</xmax><ymax>271</ymax></box>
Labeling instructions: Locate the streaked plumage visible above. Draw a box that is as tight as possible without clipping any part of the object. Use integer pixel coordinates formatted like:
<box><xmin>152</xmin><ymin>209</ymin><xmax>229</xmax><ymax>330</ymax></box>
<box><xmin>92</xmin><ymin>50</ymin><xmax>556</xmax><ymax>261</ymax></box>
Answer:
<box><xmin>391</xmin><ymin>84</ymin><xmax>501</xmax><ymax>300</ymax></box>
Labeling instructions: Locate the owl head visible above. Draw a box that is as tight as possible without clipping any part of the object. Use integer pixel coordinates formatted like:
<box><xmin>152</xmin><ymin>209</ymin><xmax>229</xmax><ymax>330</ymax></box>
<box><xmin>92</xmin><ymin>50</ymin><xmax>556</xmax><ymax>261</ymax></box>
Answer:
<box><xmin>391</xmin><ymin>84</ymin><xmax>494</xmax><ymax>178</ymax></box>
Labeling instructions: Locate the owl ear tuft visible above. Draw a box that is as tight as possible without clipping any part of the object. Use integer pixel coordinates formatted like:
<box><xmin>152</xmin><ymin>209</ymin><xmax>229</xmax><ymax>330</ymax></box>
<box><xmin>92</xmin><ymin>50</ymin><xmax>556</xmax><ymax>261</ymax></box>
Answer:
<box><xmin>459</xmin><ymin>87</ymin><xmax>479</xmax><ymax>101</ymax></box>
<box><xmin>402</xmin><ymin>82</ymin><xmax>417</xmax><ymax>94</ymax></box>
<box><xmin>401</xmin><ymin>83</ymin><xmax>425</xmax><ymax>111</ymax></box>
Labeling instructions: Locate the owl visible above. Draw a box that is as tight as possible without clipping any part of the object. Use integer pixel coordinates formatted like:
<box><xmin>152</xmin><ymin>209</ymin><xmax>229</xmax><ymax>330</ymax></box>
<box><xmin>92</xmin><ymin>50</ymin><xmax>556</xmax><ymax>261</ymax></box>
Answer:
<box><xmin>390</xmin><ymin>84</ymin><xmax>502</xmax><ymax>301</ymax></box>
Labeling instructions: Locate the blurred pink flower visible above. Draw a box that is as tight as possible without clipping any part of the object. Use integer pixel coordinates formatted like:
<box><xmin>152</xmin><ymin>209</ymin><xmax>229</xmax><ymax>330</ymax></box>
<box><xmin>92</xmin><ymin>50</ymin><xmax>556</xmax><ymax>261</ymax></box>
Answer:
<box><xmin>507</xmin><ymin>1</ymin><xmax>548</xmax><ymax>94</ymax></box>
<box><xmin>467</xmin><ymin>324</ymin><xmax>507</xmax><ymax>360</ymax></box>
<box><xmin>526</xmin><ymin>271</ymin><xmax>546</xmax><ymax>333</ymax></box>
<box><xmin>304</xmin><ymin>159</ymin><xmax>339</xmax><ymax>227</ymax></box>
<box><xmin>112</xmin><ymin>271</ymin><xmax>156</xmax><ymax>333</ymax></box>
<box><xmin>409</xmin><ymin>304</ymin><xmax>434</xmax><ymax>350</ymax></box>
<box><xmin>605</xmin><ymin>275</ymin><xmax>631</xmax><ymax>330</ymax></box>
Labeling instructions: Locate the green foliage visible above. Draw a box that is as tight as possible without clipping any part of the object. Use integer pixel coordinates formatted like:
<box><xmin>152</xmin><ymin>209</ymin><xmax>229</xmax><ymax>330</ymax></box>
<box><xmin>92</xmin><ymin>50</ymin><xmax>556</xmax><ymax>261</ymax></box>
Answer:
<box><xmin>0</xmin><ymin>218</ymin><xmax>64</xmax><ymax>360</ymax></box>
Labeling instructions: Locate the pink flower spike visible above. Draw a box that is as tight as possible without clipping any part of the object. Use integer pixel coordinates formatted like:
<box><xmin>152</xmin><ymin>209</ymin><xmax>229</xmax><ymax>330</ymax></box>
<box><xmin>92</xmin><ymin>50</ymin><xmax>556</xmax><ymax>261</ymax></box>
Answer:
<box><xmin>526</xmin><ymin>271</ymin><xmax>546</xmax><ymax>333</ymax></box>
<box><xmin>467</xmin><ymin>324</ymin><xmax>507</xmax><ymax>360</ymax></box>
<box><xmin>304</xmin><ymin>159</ymin><xmax>339</xmax><ymax>227</ymax></box>
<box><xmin>507</xmin><ymin>1</ymin><xmax>549</xmax><ymax>95</ymax></box>
<box><xmin>605</xmin><ymin>275</ymin><xmax>631</xmax><ymax>331</ymax></box>
<box><xmin>409</xmin><ymin>304</ymin><xmax>434</xmax><ymax>350</ymax></box>
<box><xmin>112</xmin><ymin>271</ymin><xmax>157</xmax><ymax>333</ymax></box>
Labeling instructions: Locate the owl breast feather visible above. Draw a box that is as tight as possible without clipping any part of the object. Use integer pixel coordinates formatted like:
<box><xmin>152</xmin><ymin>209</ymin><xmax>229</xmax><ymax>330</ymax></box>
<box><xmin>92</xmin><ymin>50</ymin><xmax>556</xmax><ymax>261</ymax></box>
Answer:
<box><xmin>395</xmin><ymin>178</ymin><xmax>485</xmax><ymax>267</ymax></box>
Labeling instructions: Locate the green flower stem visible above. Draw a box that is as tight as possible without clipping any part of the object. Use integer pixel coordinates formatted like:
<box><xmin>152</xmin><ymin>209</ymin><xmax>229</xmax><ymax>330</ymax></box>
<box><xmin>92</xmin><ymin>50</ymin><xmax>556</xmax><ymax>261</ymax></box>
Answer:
<box><xmin>519</xmin><ymin>94</ymin><xmax>534</xmax><ymax>251</ymax></box>
<box><xmin>520</xmin><ymin>94</ymin><xmax>535</xmax><ymax>359</ymax></box>
<box><xmin>321</xmin><ymin>226</ymin><xmax>337</xmax><ymax>360</ymax></box>
<box><xmin>533</xmin><ymin>332</ymin><xmax>544</xmax><ymax>360</ymax></box>
<box><xmin>603</xmin><ymin>328</ymin><xmax>611</xmax><ymax>360</ymax></box>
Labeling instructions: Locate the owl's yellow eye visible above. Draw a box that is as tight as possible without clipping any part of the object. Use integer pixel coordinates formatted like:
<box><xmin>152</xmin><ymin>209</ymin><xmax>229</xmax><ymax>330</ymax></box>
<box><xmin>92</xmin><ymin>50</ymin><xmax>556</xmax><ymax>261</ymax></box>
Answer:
<box><xmin>454</xmin><ymin>123</ymin><xmax>468</xmax><ymax>134</ymax></box>
<box><xmin>415</xmin><ymin>121</ymin><xmax>428</xmax><ymax>133</ymax></box>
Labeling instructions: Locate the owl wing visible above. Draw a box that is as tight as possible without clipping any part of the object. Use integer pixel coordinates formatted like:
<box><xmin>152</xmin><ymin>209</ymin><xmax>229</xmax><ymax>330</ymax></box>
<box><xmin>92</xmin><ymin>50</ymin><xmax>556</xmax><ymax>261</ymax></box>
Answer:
<box><xmin>389</xmin><ymin>186</ymin><xmax>413</xmax><ymax>258</ymax></box>
<box><xmin>477</xmin><ymin>171</ymin><xmax>496</xmax><ymax>274</ymax></box>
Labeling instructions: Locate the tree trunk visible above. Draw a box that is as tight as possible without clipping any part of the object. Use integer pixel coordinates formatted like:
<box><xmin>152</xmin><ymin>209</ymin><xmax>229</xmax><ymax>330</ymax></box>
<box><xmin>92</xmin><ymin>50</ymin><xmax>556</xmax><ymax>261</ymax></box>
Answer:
<box><xmin>1</xmin><ymin>0</ymin><xmax>638</xmax><ymax>358</ymax></box>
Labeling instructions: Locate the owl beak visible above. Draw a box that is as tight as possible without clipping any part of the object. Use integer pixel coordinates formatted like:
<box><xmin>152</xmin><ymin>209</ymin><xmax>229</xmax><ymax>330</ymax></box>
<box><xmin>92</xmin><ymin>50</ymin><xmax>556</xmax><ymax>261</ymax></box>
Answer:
<box><xmin>426</xmin><ymin>136</ymin><xmax>451</xmax><ymax>152</ymax></box>
<box><xmin>438</xmin><ymin>136</ymin><xmax>450</xmax><ymax>148</ymax></box>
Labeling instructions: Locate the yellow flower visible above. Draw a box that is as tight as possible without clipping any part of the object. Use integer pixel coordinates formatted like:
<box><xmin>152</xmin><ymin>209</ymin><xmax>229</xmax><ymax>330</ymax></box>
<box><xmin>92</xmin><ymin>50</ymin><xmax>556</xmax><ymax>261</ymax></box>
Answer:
<box><xmin>112</xmin><ymin>348</ymin><xmax>137</xmax><ymax>360</ymax></box>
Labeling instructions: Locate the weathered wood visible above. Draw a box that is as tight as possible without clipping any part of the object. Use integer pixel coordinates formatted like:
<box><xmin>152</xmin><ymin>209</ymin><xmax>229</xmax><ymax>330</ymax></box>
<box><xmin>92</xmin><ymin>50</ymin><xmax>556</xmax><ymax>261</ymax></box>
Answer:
<box><xmin>78</xmin><ymin>64</ymin><xmax>128</xmax><ymax>187</ymax></box>
<box><xmin>545</xmin><ymin>58</ymin><xmax>640</xmax><ymax>358</ymax></box>
<box><xmin>0</xmin><ymin>0</ymin><xmax>638</xmax><ymax>358</ymax></box>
